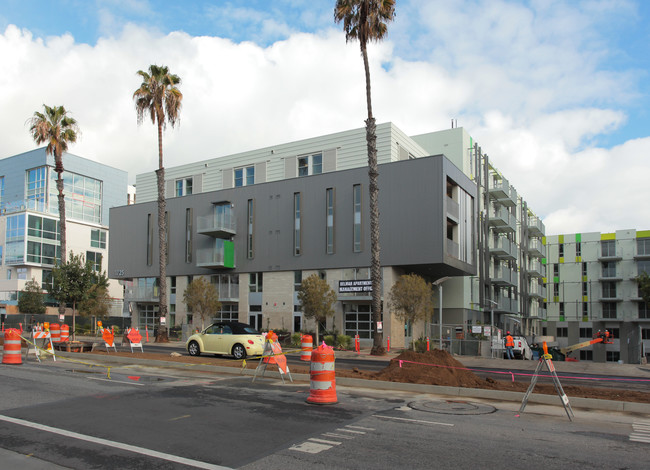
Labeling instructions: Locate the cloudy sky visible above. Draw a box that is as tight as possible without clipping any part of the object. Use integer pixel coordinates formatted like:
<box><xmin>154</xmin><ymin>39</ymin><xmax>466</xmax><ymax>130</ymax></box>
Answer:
<box><xmin>1</xmin><ymin>0</ymin><xmax>648</xmax><ymax>235</ymax></box>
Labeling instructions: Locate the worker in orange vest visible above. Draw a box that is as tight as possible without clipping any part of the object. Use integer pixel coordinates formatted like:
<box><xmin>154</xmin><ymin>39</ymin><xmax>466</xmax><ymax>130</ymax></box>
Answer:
<box><xmin>504</xmin><ymin>331</ymin><xmax>515</xmax><ymax>360</ymax></box>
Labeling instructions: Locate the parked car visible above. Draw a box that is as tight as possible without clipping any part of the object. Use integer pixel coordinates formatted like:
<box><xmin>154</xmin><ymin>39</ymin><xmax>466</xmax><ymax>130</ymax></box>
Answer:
<box><xmin>186</xmin><ymin>322</ymin><xmax>264</xmax><ymax>359</ymax></box>
<box><xmin>503</xmin><ymin>335</ymin><xmax>533</xmax><ymax>360</ymax></box>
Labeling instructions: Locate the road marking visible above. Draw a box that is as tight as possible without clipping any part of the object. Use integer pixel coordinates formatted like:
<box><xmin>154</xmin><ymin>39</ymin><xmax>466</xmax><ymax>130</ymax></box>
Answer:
<box><xmin>630</xmin><ymin>420</ymin><xmax>650</xmax><ymax>444</ymax></box>
<box><xmin>322</xmin><ymin>432</ymin><xmax>355</xmax><ymax>439</ymax></box>
<box><xmin>373</xmin><ymin>415</ymin><xmax>454</xmax><ymax>427</ymax></box>
<box><xmin>344</xmin><ymin>425</ymin><xmax>375</xmax><ymax>431</ymax></box>
<box><xmin>0</xmin><ymin>414</ymin><xmax>231</xmax><ymax>469</ymax></box>
<box><xmin>289</xmin><ymin>441</ymin><xmax>333</xmax><ymax>454</ymax></box>
<box><xmin>308</xmin><ymin>438</ymin><xmax>341</xmax><ymax>445</ymax></box>
<box><xmin>336</xmin><ymin>428</ymin><xmax>366</xmax><ymax>434</ymax></box>
<box><xmin>170</xmin><ymin>415</ymin><xmax>191</xmax><ymax>421</ymax></box>
<box><xmin>86</xmin><ymin>377</ymin><xmax>145</xmax><ymax>386</ymax></box>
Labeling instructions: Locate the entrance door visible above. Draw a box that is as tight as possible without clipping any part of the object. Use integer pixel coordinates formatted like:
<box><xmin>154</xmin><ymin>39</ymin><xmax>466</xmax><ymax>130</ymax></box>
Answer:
<box><xmin>248</xmin><ymin>313</ymin><xmax>263</xmax><ymax>331</ymax></box>
<box><xmin>293</xmin><ymin>314</ymin><xmax>302</xmax><ymax>333</ymax></box>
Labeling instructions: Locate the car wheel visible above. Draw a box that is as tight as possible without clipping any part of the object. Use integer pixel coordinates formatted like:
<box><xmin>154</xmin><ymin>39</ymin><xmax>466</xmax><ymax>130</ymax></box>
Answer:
<box><xmin>232</xmin><ymin>343</ymin><xmax>246</xmax><ymax>360</ymax></box>
<box><xmin>188</xmin><ymin>341</ymin><xmax>201</xmax><ymax>356</ymax></box>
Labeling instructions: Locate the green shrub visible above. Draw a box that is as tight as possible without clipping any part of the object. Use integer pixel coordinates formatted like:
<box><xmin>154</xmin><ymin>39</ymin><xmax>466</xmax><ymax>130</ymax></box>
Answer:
<box><xmin>410</xmin><ymin>337</ymin><xmax>428</xmax><ymax>353</ymax></box>
<box><xmin>291</xmin><ymin>333</ymin><xmax>302</xmax><ymax>347</ymax></box>
<box><xmin>324</xmin><ymin>335</ymin><xmax>335</xmax><ymax>346</ymax></box>
<box><xmin>336</xmin><ymin>334</ymin><xmax>352</xmax><ymax>350</ymax></box>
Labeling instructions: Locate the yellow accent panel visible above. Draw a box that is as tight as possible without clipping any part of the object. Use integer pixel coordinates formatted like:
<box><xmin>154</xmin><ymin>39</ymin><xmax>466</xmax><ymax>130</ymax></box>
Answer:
<box><xmin>559</xmin><ymin>235</ymin><xmax>564</xmax><ymax>243</ymax></box>
<box><xmin>542</xmin><ymin>236</ymin><xmax>546</xmax><ymax>244</ymax></box>
<box><xmin>583</xmin><ymin>295</ymin><xmax>588</xmax><ymax>302</ymax></box>
<box><xmin>554</xmin><ymin>296</ymin><xmax>559</xmax><ymax>302</ymax></box>
<box><xmin>575</xmin><ymin>256</ymin><xmax>581</xmax><ymax>263</ymax></box>
<box><xmin>601</xmin><ymin>233</ymin><xmax>616</xmax><ymax>240</ymax></box>
<box><xmin>582</xmin><ymin>275</ymin><xmax>588</xmax><ymax>282</ymax></box>
<box><xmin>559</xmin><ymin>257</ymin><xmax>564</xmax><ymax>264</ymax></box>
<box><xmin>637</xmin><ymin>230</ymin><xmax>650</xmax><ymax>238</ymax></box>
<box><xmin>542</xmin><ymin>277</ymin><xmax>547</xmax><ymax>283</ymax></box>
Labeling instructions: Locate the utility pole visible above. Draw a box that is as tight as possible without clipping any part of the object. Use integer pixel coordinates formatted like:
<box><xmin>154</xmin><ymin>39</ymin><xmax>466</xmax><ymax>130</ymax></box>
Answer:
<box><xmin>433</xmin><ymin>277</ymin><xmax>450</xmax><ymax>350</ymax></box>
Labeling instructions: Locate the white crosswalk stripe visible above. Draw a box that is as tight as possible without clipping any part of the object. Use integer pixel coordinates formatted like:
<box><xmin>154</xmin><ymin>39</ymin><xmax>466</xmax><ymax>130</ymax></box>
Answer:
<box><xmin>630</xmin><ymin>419</ymin><xmax>650</xmax><ymax>444</ymax></box>
<box><xmin>289</xmin><ymin>425</ymin><xmax>375</xmax><ymax>454</ymax></box>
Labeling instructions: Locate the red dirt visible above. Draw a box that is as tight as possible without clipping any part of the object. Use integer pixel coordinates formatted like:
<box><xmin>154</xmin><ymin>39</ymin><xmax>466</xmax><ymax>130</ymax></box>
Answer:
<box><xmin>82</xmin><ymin>348</ymin><xmax>650</xmax><ymax>404</ymax></box>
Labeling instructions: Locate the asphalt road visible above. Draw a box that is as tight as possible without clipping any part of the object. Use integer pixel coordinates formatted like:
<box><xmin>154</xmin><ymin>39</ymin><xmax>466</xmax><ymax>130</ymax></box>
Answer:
<box><xmin>1</xmin><ymin>358</ymin><xmax>649</xmax><ymax>469</ymax></box>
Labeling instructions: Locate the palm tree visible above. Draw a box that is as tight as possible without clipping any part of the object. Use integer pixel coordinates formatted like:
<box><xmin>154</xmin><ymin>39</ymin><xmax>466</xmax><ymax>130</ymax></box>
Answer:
<box><xmin>133</xmin><ymin>64</ymin><xmax>183</xmax><ymax>342</ymax></box>
<box><xmin>28</xmin><ymin>105</ymin><xmax>80</xmax><ymax>320</ymax></box>
<box><xmin>335</xmin><ymin>0</ymin><xmax>395</xmax><ymax>355</ymax></box>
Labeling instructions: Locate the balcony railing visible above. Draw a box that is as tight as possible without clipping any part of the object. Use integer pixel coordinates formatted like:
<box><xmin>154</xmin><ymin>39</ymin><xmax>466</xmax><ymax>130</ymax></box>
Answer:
<box><xmin>196</xmin><ymin>239</ymin><xmax>235</xmax><ymax>268</ymax></box>
<box><xmin>491</xmin><ymin>266</ymin><xmax>516</xmax><ymax>286</ymax></box>
<box><xmin>525</xmin><ymin>238</ymin><xmax>546</xmax><ymax>258</ymax></box>
<box><xmin>446</xmin><ymin>196</ymin><xmax>459</xmax><ymax>221</ymax></box>
<box><xmin>527</xmin><ymin>216</ymin><xmax>545</xmax><ymax>237</ymax></box>
<box><xmin>488</xmin><ymin>206</ymin><xmax>516</xmax><ymax>233</ymax></box>
<box><xmin>489</xmin><ymin>237</ymin><xmax>517</xmax><ymax>260</ymax></box>
<box><xmin>197</xmin><ymin>215</ymin><xmax>236</xmax><ymax>238</ymax></box>
<box><xmin>528</xmin><ymin>282</ymin><xmax>547</xmax><ymax>299</ymax></box>
<box><xmin>527</xmin><ymin>259</ymin><xmax>543</xmax><ymax>277</ymax></box>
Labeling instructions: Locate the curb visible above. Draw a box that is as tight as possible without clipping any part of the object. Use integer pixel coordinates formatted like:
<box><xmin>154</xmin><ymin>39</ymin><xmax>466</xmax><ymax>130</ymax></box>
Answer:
<box><xmin>50</xmin><ymin>351</ymin><xmax>650</xmax><ymax>414</ymax></box>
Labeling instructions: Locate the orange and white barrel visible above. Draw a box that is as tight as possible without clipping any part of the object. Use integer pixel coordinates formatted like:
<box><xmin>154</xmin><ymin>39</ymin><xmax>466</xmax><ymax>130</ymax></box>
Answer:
<box><xmin>300</xmin><ymin>334</ymin><xmax>313</xmax><ymax>362</ymax></box>
<box><xmin>2</xmin><ymin>328</ymin><xmax>22</xmax><ymax>365</ymax></box>
<box><xmin>50</xmin><ymin>323</ymin><xmax>61</xmax><ymax>343</ymax></box>
<box><xmin>306</xmin><ymin>343</ymin><xmax>337</xmax><ymax>405</ymax></box>
<box><xmin>60</xmin><ymin>324</ymin><xmax>70</xmax><ymax>343</ymax></box>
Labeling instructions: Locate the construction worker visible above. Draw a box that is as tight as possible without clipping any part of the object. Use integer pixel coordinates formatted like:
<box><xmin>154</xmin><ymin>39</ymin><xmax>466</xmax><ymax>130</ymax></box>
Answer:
<box><xmin>504</xmin><ymin>331</ymin><xmax>515</xmax><ymax>359</ymax></box>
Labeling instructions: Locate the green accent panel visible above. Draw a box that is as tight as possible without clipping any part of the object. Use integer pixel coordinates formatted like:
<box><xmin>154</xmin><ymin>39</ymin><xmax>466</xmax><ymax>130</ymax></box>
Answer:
<box><xmin>582</xmin><ymin>316</ymin><xmax>589</xmax><ymax>322</ymax></box>
<box><xmin>553</xmin><ymin>276</ymin><xmax>559</xmax><ymax>283</ymax></box>
<box><xmin>224</xmin><ymin>241</ymin><xmax>235</xmax><ymax>268</ymax></box>
<box><xmin>559</xmin><ymin>235</ymin><xmax>564</xmax><ymax>243</ymax></box>
<box><xmin>601</xmin><ymin>233</ymin><xmax>616</xmax><ymax>240</ymax></box>
<box><xmin>541</xmin><ymin>258</ymin><xmax>547</xmax><ymax>264</ymax></box>
<box><xmin>637</xmin><ymin>230</ymin><xmax>650</xmax><ymax>238</ymax></box>
<box><xmin>559</xmin><ymin>316</ymin><xmax>565</xmax><ymax>322</ymax></box>
<box><xmin>575</xmin><ymin>233</ymin><xmax>581</xmax><ymax>242</ymax></box>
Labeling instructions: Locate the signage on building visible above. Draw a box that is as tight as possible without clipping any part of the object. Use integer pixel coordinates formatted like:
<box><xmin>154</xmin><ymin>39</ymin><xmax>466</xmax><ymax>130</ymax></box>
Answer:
<box><xmin>338</xmin><ymin>280</ymin><xmax>373</xmax><ymax>293</ymax></box>
<box><xmin>472</xmin><ymin>326</ymin><xmax>482</xmax><ymax>334</ymax></box>
<box><xmin>160</xmin><ymin>316</ymin><xmax>166</xmax><ymax>325</ymax></box>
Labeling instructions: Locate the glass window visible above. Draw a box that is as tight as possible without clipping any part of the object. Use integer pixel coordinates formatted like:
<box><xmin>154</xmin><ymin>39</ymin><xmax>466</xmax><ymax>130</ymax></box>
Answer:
<box><xmin>235</xmin><ymin>166</ymin><xmax>254</xmax><ymax>187</ymax></box>
<box><xmin>556</xmin><ymin>327</ymin><xmax>568</xmax><ymax>337</ymax></box>
<box><xmin>212</xmin><ymin>303</ymin><xmax>238</xmax><ymax>322</ymax></box>
<box><xmin>344</xmin><ymin>304</ymin><xmax>381</xmax><ymax>339</ymax></box>
<box><xmin>602</xmin><ymin>261</ymin><xmax>616</xmax><ymax>278</ymax></box>
<box><xmin>326</xmin><ymin>188</ymin><xmax>335</xmax><ymax>254</ymax></box>
<box><xmin>91</xmin><ymin>229</ymin><xmax>107</xmax><ymax>248</ymax></box>
<box><xmin>249</xmin><ymin>273</ymin><xmax>263</xmax><ymax>293</ymax></box>
<box><xmin>51</xmin><ymin>170</ymin><xmax>102</xmax><ymax>224</ymax></box>
<box><xmin>247</xmin><ymin>199</ymin><xmax>254</xmax><ymax>259</ymax></box>
<box><xmin>559</xmin><ymin>243</ymin><xmax>564</xmax><ymax>257</ymax></box>
<box><xmin>638</xmin><ymin>238</ymin><xmax>650</xmax><ymax>256</ymax></box>
<box><xmin>638</xmin><ymin>260</ymin><xmax>650</xmax><ymax>276</ymax></box>
<box><xmin>639</xmin><ymin>303</ymin><xmax>649</xmax><ymax>319</ymax></box>
<box><xmin>175</xmin><ymin>178</ymin><xmax>192</xmax><ymax>197</ymax></box>
<box><xmin>353</xmin><ymin>184</ymin><xmax>362</xmax><ymax>252</ymax></box>
<box><xmin>579</xmin><ymin>327</ymin><xmax>592</xmax><ymax>338</ymax></box>
<box><xmin>602</xmin><ymin>303</ymin><xmax>617</xmax><ymax>318</ymax></box>
<box><xmin>298</xmin><ymin>153</ymin><xmax>323</xmax><ymax>177</ymax></box>
<box><xmin>147</xmin><ymin>213</ymin><xmax>153</xmax><ymax>266</ymax></box>
<box><xmin>601</xmin><ymin>240</ymin><xmax>616</xmax><ymax>257</ymax></box>
<box><xmin>575</xmin><ymin>242</ymin><xmax>581</xmax><ymax>257</ymax></box>
<box><xmin>294</xmin><ymin>271</ymin><xmax>302</xmax><ymax>291</ymax></box>
<box><xmin>86</xmin><ymin>251</ymin><xmax>102</xmax><ymax>272</ymax></box>
<box><xmin>42</xmin><ymin>269</ymin><xmax>53</xmax><ymax>290</ymax></box>
<box><xmin>185</xmin><ymin>208</ymin><xmax>193</xmax><ymax>263</ymax></box>
<box><xmin>0</xmin><ymin>175</ymin><xmax>4</xmax><ymax>207</ymax></box>
<box><xmin>602</xmin><ymin>282</ymin><xmax>617</xmax><ymax>298</ymax></box>
<box><xmin>294</xmin><ymin>192</ymin><xmax>301</xmax><ymax>256</ymax></box>
<box><xmin>27</xmin><ymin>167</ymin><xmax>47</xmax><ymax>209</ymax></box>
<box><xmin>246</xmin><ymin>166</ymin><xmax>255</xmax><ymax>186</ymax></box>
<box><xmin>582</xmin><ymin>262</ymin><xmax>587</xmax><ymax>276</ymax></box>
<box><xmin>138</xmin><ymin>303</ymin><xmax>159</xmax><ymax>331</ymax></box>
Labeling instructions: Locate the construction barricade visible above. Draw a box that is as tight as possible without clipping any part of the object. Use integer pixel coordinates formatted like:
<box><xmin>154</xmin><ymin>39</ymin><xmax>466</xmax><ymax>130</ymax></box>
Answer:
<box><xmin>102</xmin><ymin>328</ymin><xmax>117</xmax><ymax>352</ymax></box>
<box><xmin>306</xmin><ymin>342</ymin><xmax>337</xmax><ymax>405</ymax></box>
<box><xmin>253</xmin><ymin>331</ymin><xmax>293</xmax><ymax>383</ymax></box>
<box><xmin>300</xmin><ymin>334</ymin><xmax>313</xmax><ymax>362</ymax></box>
<box><xmin>126</xmin><ymin>328</ymin><xmax>144</xmax><ymax>353</ymax></box>
<box><xmin>29</xmin><ymin>329</ymin><xmax>55</xmax><ymax>362</ymax></box>
<box><xmin>2</xmin><ymin>328</ymin><xmax>22</xmax><ymax>365</ymax></box>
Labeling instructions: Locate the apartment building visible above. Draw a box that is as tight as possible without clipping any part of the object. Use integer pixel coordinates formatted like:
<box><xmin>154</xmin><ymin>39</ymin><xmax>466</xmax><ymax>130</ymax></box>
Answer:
<box><xmin>545</xmin><ymin>230</ymin><xmax>650</xmax><ymax>363</ymax></box>
<box><xmin>109</xmin><ymin>123</ymin><xmax>548</xmax><ymax>350</ymax></box>
<box><xmin>0</xmin><ymin>148</ymin><xmax>128</xmax><ymax>315</ymax></box>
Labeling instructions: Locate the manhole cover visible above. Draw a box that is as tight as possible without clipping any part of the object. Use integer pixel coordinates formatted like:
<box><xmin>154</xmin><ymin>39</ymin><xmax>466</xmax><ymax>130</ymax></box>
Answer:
<box><xmin>408</xmin><ymin>399</ymin><xmax>496</xmax><ymax>415</ymax></box>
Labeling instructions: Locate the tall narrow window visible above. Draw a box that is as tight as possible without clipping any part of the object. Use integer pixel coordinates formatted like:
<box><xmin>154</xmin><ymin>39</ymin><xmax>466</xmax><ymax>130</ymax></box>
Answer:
<box><xmin>185</xmin><ymin>208</ymin><xmax>193</xmax><ymax>263</ymax></box>
<box><xmin>576</xmin><ymin>242</ymin><xmax>581</xmax><ymax>257</ymax></box>
<box><xmin>294</xmin><ymin>192</ymin><xmax>301</xmax><ymax>255</ymax></box>
<box><xmin>559</xmin><ymin>243</ymin><xmax>564</xmax><ymax>257</ymax></box>
<box><xmin>353</xmin><ymin>184</ymin><xmax>362</xmax><ymax>252</ymax></box>
<box><xmin>247</xmin><ymin>199</ymin><xmax>254</xmax><ymax>259</ymax></box>
<box><xmin>146</xmin><ymin>213</ymin><xmax>153</xmax><ymax>266</ymax></box>
<box><xmin>326</xmin><ymin>188</ymin><xmax>335</xmax><ymax>254</ymax></box>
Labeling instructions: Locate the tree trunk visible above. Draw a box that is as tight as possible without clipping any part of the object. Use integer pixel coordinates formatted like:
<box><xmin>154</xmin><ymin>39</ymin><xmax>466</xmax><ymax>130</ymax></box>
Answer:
<box><xmin>155</xmin><ymin>119</ymin><xmax>169</xmax><ymax>343</ymax></box>
<box><xmin>55</xmin><ymin>159</ymin><xmax>67</xmax><ymax>321</ymax></box>
<box><xmin>72</xmin><ymin>300</ymin><xmax>76</xmax><ymax>342</ymax></box>
<box><xmin>361</xmin><ymin>43</ymin><xmax>384</xmax><ymax>356</ymax></box>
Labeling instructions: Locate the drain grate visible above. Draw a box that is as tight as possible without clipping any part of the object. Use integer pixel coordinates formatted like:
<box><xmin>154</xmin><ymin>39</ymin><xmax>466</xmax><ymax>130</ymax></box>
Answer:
<box><xmin>408</xmin><ymin>399</ymin><xmax>496</xmax><ymax>415</ymax></box>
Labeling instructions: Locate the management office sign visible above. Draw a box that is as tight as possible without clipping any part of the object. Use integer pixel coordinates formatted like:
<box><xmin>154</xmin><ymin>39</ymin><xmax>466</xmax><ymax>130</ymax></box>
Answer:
<box><xmin>339</xmin><ymin>280</ymin><xmax>372</xmax><ymax>293</ymax></box>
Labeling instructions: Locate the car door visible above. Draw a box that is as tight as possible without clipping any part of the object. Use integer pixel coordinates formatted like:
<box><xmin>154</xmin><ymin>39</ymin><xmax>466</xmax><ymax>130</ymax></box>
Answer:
<box><xmin>202</xmin><ymin>324</ymin><xmax>222</xmax><ymax>353</ymax></box>
<box><xmin>216</xmin><ymin>324</ymin><xmax>234</xmax><ymax>354</ymax></box>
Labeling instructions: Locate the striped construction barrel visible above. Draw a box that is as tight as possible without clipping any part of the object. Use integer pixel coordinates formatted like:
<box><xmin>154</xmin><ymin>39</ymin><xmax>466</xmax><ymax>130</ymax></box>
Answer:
<box><xmin>60</xmin><ymin>324</ymin><xmax>70</xmax><ymax>343</ymax></box>
<box><xmin>2</xmin><ymin>328</ymin><xmax>22</xmax><ymax>365</ymax></box>
<box><xmin>300</xmin><ymin>334</ymin><xmax>313</xmax><ymax>362</ymax></box>
<box><xmin>50</xmin><ymin>323</ymin><xmax>61</xmax><ymax>343</ymax></box>
<box><xmin>306</xmin><ymin>343</ymin><xmax>337</xmax><ymax>404</ymax></box>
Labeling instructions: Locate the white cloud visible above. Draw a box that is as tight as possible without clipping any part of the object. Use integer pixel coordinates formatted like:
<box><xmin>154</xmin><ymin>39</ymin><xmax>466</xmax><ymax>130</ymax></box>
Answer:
<box><xmin>0</xmin><ymin>0</ymin><xmax>648</xmax><ymax>237</ymax></box>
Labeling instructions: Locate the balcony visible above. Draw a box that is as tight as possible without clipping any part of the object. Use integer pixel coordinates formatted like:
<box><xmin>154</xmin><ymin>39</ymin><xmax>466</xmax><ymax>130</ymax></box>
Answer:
<box><xmin>527</xmin><ymin>216</ymin><xmax>544</xmax><ymax>237</ymax></box>
<box><xmin>491</xmin><ymin>266</ymin><xmax>516</xmax><ymax>286</ymax></box>
<box><xmin>489</xmin><ymin>237</ymin><xmax>517</xmax><ymax>260</ymax></box>
<box><xmin>525</xmin><ymin>238</ymin><xmax>545</xmax><ymax>258</ymax></box>
<box><xmin>446</xmin><ymin>239</ymin><xmax>459</xmax><ymax>259</ymax></box>
<box><xmin>196</xmin><ymin>240</ymin><xmax>235</xmax><ymax>269</ymax></box>
<box><xmin>488</xmin><ymin>177</ymin><xmax>517</xmax><ymax>207</ymax></box>
<box><xmin>526</xmin><ymin>259</ymin><xmax>543</xmax><ymax>278</ymax></box>
<box><xmin>488</xmin><ymin>206</ymin><xmax>516</xmax><ymax>233</ymax></box>
<box><xmin>496</xmin><ymin>297</ymin><xmax>517</xmax><ymax>313</ymax></box>
<box><xmin>197</xmin><ymin>215</ymin><xmax>236</xmax><ymax>238</ymax></box>
<box><xmin>528</xmin><ymin>281</ymin><xmax>547</xmax><ymax>299</ymax></box>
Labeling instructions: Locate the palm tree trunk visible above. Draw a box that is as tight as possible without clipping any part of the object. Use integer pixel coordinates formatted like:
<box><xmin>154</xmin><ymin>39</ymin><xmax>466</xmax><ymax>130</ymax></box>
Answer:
<box><xmin>362</xmin><ymin>43</ymin><xmax>384</xmax><ymax>355</ymax></box>
<box><xmin>156</xmin><ymin>120</ymin><xmax>169</xmax><ymax>342</ymax></box>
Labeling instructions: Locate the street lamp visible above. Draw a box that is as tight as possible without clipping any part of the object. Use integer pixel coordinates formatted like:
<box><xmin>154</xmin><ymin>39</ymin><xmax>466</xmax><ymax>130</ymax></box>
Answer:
<box><xmin>433</xmin><ymin>277</ymin><xmax>450</xmax><ymax>350</ymax></box>
<box><xmin>485</xmin><ymin>299</ymin><xmax>498</xmax><ymax>358</ymax></box>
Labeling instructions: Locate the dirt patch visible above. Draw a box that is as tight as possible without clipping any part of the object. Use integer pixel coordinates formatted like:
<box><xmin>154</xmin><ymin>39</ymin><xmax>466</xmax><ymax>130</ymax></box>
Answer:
<box><xmin>81</xmin><ymin>348</ymin><xmax>650</xmax><ymax>404</ymax></box>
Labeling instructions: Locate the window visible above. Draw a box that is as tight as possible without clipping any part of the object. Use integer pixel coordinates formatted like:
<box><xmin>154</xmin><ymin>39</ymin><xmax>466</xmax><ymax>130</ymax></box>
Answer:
<box><xmin>146</xmin><ymin>213</ymin><xmax>154</xmax><ymax>266</ymax></box>
<box><xmin>559</xmin><ymin>243</ymin><xmax>564</xmax><ymax>257</ymax></box>
<box><xmin>0</xmin><ymin>176</ymin><xmax>4</xmax><ymax>207</ymax></box>
<box><xmin>639</xmin><ymin>303</ymin><xmax>649</xmax><ymax>319</ymax></box>
<box><xmin>579</xmin><ymin>327</ymin><xmax>592</xmax><ymax>338</ymax></box>
<box><xmin>247</xmin><ymin>199</ymin><xmax>254</xmax><ymax>259</ymax></box>
<box><xmin>553</xmin><ymin>263</ymin><xmax>559</xmax><ymax>278</ymax></box>
<box><xmin>26</xmin><ymin>167</ymin><xmax>47</xmax><ymax>208</ymax></box>
<box><xmin>638</xmin><ymin>260</ymin><xmax>650</xmax><ymax>276</ymax></box>
<box><xmin>602</xmin><ymin>303</ymin><xmax>617</xmax><ymax>318</ymax></box>
<box><xmin>234</xmin><ymin>166</ymin><xmax>255</xmax><ymax>187</ymax></box>
<box><xmin>344</xmin><ymin>304</ymin><xmax>378</xmax><ymax>339</ymax></box>
<box><xmin>353</xmin><ymin>184</ymin><xmax>362</xmax><ymax>252</ymax></box>
<box><xmin>52</xmin><ymin>171</ymin><xmax>102</xmax><ymax>224</ymax></box>
<box><xmin>185</xmin><ymin>208</ymin><xmax>193</xmax><ymax>263</ymax></box>
<box><xmin>559</xmin><ymin>302</ymin><xmax>564</xmax><ymax>316</ymax></box>
<box><xmin>602</xmin><ymin>261</ymin><xmax>616</xmax><ymax>278</ymax></box>
<box><xmin>86</xmin><ymin>251</ymin><xmax>102</xmax><ymax>272</ymax></box>
<box><xmin>602</xmin><ymin>282</ymin><xmax>617</xmax><ymax>298</ymax></box>
<box><xmin>601</xmin><ymin>240</ymin><xmax>616</xmax><ymax>257</ymax></box>
<box><xmin>606</xmin><ymin>351</ymin><xmax>620</xmax><ymax>362</ymax></box>
<box><xmin>582</xmin><ymin>262</ymin><xmax>587</xmax><ymax>276</ymax></box>
<box><xmin>165</xmin><ymin>211</ymin><xmax>169</xmax><ymax>265</ymax></box>
<box><xmin>17</xmin><ymin>267</ymin><xmax>27</xmax><ymax>280</ymax></box>
<box><xmin>249</xmin><ymin>273</ymin><xmax>263</xmax><ymax>293</ymax></box>
<box><xmin>582</xmin><ymin>282</ymin><xmax>588</xmax><ymax>296</ymax></box>
<box><xmin>294</xmin><ymin>192</ymin><xmax>301</xmax><ymax>256</ymax></box>
<box><xmin>576</xmin><ymin>242</ymin><xmax>581</xmax><ymax>257</ymax></box>
<box><xmin>583</xmin><ymin>302</ymin><xmax>589</xmax><ymax>316</ymax></box>
<box><xmin>556</xmin><ymin>327</ymin><xmax>568</xmax><ymax>337</ymax></box>
<box><xmin>638</xmin><ymin>238</ymin><xmax>650</xmax><ymax>256</ymax></box>
<box><xmin>326</xmin><ymin>188</ymin><xmax>335</xmax><ymax>254</ymax></box>
<box><xmin>175</xmin><ymin>177</ymin><xmax>193</xmax><ymax>197</ymax></box>
<box><xmin>579</xmin><ymin>350</ymin><xmax>593</xmax><ymax>361</ymax></box>
<box><xmin>294</xmin><ymin>271</ymin><xmax>302</xmax><ymax>291</ymax></box>
<box><xmin>553</xmin><ymin>283</ymin><xmax>559</xmax><ymax>297</ymax></box>
<box><xmin>211</xmin><ymin>274</ymin><xmax>239</xmax><ymax>299</ymax></box>
<box><xmin>42</xmin><ymin>269</ymin><xmax>53</xmax><ymax>290</ymax></box>
<box><xmin>0</xmin><ymin>246</ymin><xmax>3</xmax><ymax>265</ymax></box>
<box><xmin>138</xmin><ymin>303</ymin><xmax>159</xmax><ymax>331</ymax></box>
<box><xmin>91</xmin><ymin>229</ymin><xmax>107</xmax><ymax>249</ymax></box>
<box><xmin>298</xmin><ymin>153</ymin><xmax>322</xmax><ymax>177</ymax></box>
<box><xmin>170</xmin><ymin>276</ymin><xmax>176</xmax><ymax>295</ymax></box>
<box><xmin>212</xmin><ymin>303</ymin><xmax>238</xmax><ymax>322</ymax></box>
<box><xmin>642</xmin><ymin>328</ymin><xmax>650</xmax><ymax>340</ymax></box>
